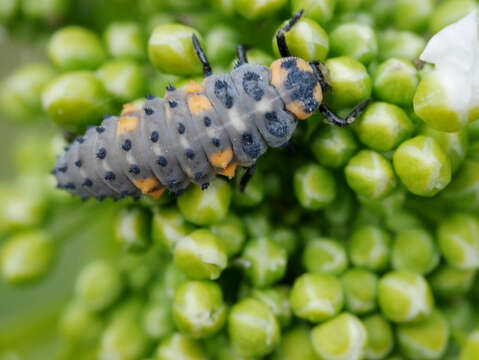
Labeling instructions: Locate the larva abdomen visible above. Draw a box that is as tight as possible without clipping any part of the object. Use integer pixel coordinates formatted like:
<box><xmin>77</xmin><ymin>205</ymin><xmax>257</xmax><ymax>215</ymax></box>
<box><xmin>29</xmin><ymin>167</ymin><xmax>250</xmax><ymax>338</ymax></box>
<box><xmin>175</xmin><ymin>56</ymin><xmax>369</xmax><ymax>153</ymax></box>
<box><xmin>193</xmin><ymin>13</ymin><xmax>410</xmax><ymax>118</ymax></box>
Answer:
<box><xmin>53</xmin><ymin>63</ymin><xmax>297</xmax><ymax>201</ymax></box>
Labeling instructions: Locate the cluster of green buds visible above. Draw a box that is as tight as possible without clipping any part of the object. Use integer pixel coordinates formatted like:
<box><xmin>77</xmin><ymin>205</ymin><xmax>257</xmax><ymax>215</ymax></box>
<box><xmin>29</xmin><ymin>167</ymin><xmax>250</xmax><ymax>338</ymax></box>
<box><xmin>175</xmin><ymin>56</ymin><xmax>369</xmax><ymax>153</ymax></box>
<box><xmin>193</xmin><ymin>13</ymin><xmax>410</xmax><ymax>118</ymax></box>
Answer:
<box><xmin>2</xmin><ymin>0</ymin><xmax>479</xmax><ymax>360</ymax></box>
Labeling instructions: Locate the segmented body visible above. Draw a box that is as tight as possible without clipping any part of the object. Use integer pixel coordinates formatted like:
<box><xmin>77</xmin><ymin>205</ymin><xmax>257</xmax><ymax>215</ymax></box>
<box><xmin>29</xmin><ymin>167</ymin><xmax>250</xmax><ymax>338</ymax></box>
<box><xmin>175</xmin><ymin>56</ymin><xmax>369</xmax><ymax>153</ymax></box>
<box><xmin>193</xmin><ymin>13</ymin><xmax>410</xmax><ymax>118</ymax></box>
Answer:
<box><xmin>53</xmin><ymin>57</ymin><xmax>324</xmax><ymax>201</ymax></box>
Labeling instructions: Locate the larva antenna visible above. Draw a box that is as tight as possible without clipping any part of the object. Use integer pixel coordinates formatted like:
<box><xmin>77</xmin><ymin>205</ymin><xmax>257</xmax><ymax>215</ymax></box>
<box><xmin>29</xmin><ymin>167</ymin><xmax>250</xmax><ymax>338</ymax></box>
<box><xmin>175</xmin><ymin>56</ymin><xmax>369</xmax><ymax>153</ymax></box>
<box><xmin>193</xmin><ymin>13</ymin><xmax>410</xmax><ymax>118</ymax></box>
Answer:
<box><xmin>276</xmin><ymin>9</ymin><xmax>305</xmax><ymax>58</ymax></box>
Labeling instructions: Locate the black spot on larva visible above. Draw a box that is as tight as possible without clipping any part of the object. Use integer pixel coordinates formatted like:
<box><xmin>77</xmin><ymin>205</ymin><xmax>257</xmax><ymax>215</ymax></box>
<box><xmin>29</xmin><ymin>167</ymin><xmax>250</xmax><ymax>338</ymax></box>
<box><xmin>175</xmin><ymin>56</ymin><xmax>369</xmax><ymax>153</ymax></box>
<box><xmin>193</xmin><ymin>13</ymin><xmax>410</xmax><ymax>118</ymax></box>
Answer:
<box><xmin>177</xmin><ymin>122</ymin><xmax>185</xmax><ymax>134</ymax></box>
<box><xmin>166</xmin><ymin>85</ymin><xmax>176</xmax><ymax>92</ymax></box>
<box><xmin>157</xmin><ymin>156</ymin><xmax>168</xmax><ymax>167</ymax></box>
<box><xmin>168</xmin><ymin>180</ymin><xmax>176</xmax><ymax>189</ymax></box>
<box><xmin>201</xmin><ymin>183</ymin><xmax>210</xmax><ymax>190</ymax></box>
<box><xmin>97</xmin><ymin>194</ymin><xmax>106</xmax><ymax>202</ymax></box>
<box><xmin>96</xmin><ymin>126</ymin><xmax>105</xmax><ymax>133</ymax></box>
<box><xmin>65</xmin><ymin>183</ymin><xmax>75</xmax><ymax>190</ymax></box>
<box><xmin>241</xmin><ymin>132</ymin><xmax>261</xmax><ymax>159</ymax></box>
<box><xmin>168</xmin><ymin>100</ymin><xmax>178</xmax><ymax>108</ymax></box>
<box><xmin>58</xmin><ymin>165</ymin><xmax>68</xmax><ymax>173</ymax></box>
<box><xmin>144</xmin><ymin>107</ymin><xmax>154</xmax><ymax>115</ymax></box>
<box><xmin>122</xmin><ymin>139</ymin><xmax>132</xmax><ymax>151</ymax></box>
<box><xmin>281</xmin><ymin>58</ymin><xmax>297</xmax><ymax>69</ymax></box>
<box><xmin>212</xmin><ymin>138</ymin><xmax>220</xmax><ymax>147</ymax></box>
<box><xmin>104</xmin><ymin>171</ymin><xmax>116</xmax><ymax>181</ymax></box>
<box><xmin>64</xmin><ymin>146</ymin><xmax>70</xmax><ymax>152</ymax></box>
<box><xmin>185</xmin><ymin>149</ymin><xmax>195</xmax><ymax>160</ymax></box>
<box><xmin>243</xmin><ymin>72</ymin><xmax>264</xmax><ymax>102</ymax></box>
<box><xmin>204</xmin><ymin>116</ymin><xmax>211</xmax><ymax>127</ymax></box>
<box><xmin>129</xmin><ymin>165</ymin><xmax>140</xmax><ymax>175</ymax></box>
<box><xmin>150</xmin><ymin>131</ymin><xmax>159</xmax><ymax>143</ymax></box>
<box><xmin>265</xmin><ymin>112</ymin><xmax>288</xmax><ymax>137</ymax></box>
<box><xmin>120</xmin><ymin>190</ymin><xmax>129</xmax><ymax>198</ymax></box>
<box><xmin>194</xmin><ymin>172</ymin><xmax>203</xmax><ymax>181</ymax></box>
<box><xmin>145</xmin><ymin>94</ymin><xmax>155</xmax><ymax>100</ymax></box>
<box><xmin>96</xmin><ymin>148</ymin><xmax>107</xmax><ymax>159</ymax></box>
<box><xmin>76</xmin><ymin>136</ymin><xmax>85</xmax><ymax>144</ymax></box>
<box><xmin>74</xmin><ymin>160</ymin><xmax>82</xmax><ymax>168</ymax></box>
<box><xmin>214</xmin><ymin>80</ymin><xmax>234</xmax><ymax>108</ymax></box>
<box><xmin>284</xmin><ymin>62</ymin><xmax>319</xmax><ymax>114</ymax></box>
<box><xmin>82</xmin><ymin>178</ymin><xmax>93</xmax><ymax>187</ymax></box>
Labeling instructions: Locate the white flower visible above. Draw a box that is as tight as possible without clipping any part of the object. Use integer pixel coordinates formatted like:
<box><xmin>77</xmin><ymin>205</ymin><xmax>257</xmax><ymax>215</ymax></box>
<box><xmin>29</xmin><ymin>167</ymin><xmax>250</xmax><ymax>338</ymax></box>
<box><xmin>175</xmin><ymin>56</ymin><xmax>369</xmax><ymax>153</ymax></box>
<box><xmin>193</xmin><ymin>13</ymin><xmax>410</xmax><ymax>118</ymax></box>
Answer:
<box><xmin>419</xmin><ymin>11</ymin><xmax>479</xmax><ymax>123</ymax></box>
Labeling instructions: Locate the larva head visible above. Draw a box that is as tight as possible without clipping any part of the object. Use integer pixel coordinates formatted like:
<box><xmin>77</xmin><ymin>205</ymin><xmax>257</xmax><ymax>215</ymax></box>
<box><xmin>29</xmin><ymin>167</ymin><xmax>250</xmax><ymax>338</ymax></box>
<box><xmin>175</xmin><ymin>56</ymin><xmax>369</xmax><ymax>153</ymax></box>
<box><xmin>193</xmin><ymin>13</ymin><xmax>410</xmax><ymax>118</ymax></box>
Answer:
<box><xmin>270</xmin><ymin>57</ymin><xmax>324</xmax><ymax>120</ymax></box>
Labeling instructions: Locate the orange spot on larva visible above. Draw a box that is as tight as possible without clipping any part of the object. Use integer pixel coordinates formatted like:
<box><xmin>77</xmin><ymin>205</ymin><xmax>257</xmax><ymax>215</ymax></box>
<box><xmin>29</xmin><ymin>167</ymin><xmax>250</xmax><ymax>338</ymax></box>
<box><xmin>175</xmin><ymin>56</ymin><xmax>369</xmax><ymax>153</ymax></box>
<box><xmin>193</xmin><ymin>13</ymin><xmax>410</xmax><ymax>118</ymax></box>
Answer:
<box><xmin>188</xmin><ymin>95</ymin><xmax>213</xmax><ymax>115</ymax></box>
<box><xmin>286</xmin><ymin>101</ymin><xmax>310</xmax><ymax>120</ymax></box>
<box><xmin>149</xmin><ymin>187</ymin><xmax>166</xmax><ymax>200</ymax></box>
<box><xmin>270</xmin><ymin>59</ymin><xmax>288</xmax><ymax>88</ymax></box>
<box><xmin>185</xmin><ymin>80</ymin><xmax>203</xmax><ymax>94</ymax></box>
<box><xmin>121</xmin><ymin>103</ymin><xmax>140</xmax><ymax>116</ymax></box>
<box><xmin>210</xmin><ymin>148</ymin><xmax>233</xmax><ymax>169</ymax></box>
<box><xmin>296</xmin><ymin>58</ymin><xmax>313</xmax><ymax>73</ymax></box>
<box><xmin>218</xmin><ymin>162</ymin><xmax>237</xmax><ymax>179</ymax></box>
<box><xmin>118</xmin><ymin>116</ymin><xmax>140</xmax><ymax>135</ymax></box>
<box><xmin>313</xmin><ymin>83</ymin><xmax>323</xmax><ymax>105</ymax></box>
<box><xmin>133</xmin><ymin>177</ymin><xmax>160</xmax><ymax>194</ymax></box>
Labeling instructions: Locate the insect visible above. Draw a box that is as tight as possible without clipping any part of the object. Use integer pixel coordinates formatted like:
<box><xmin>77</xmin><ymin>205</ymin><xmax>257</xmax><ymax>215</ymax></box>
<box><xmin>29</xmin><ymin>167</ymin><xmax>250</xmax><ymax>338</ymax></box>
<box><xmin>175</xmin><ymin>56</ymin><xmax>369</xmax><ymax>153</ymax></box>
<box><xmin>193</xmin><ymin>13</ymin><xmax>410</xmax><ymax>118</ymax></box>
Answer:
<box><xmin>53</xmin><ymin>10</ymin><xmax>370</xmax><ymax>201</ymax></box>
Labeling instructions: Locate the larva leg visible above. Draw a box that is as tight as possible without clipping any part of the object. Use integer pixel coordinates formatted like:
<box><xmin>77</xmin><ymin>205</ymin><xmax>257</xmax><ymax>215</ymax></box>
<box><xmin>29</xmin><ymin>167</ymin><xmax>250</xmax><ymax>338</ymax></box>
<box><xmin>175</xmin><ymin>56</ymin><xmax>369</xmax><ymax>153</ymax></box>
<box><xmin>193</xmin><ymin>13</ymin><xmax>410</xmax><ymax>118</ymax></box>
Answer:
<box><xmin>239</xmin><ymin>163</ymin><xmax>256</xmax><ymax>192</ymax></box>
<box><xmin>192</xmin><ymin>34</ymin><xmax>212</xmax><ymax>77</ymax></box>
<box><xmin>276</xmin><ymin>9</ymin><xmax>304</xmax><ymax>58</ymax></box>
<box><xmin>236</xmin><ymin>45</ymin><xmax>248</xmax><ymax>66</ymax></box>
<box><xmin>310</xmin><ymin>60</ymin><xmax>332</xmax><ymax>93</ymax></box>
<box><xmin>319</xmin><ymin>99</ymin><xmax>371</xmax><ymax>127</ymax></box>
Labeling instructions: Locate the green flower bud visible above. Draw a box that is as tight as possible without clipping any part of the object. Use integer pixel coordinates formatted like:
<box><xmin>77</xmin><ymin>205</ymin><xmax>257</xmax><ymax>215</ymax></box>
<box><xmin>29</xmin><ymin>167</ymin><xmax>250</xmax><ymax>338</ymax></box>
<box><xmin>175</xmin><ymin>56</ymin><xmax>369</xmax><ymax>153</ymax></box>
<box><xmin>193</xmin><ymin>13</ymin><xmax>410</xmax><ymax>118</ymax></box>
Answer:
<box><xmin>393</xmin><ymin>0</ymin><xmax>433</xmax><ymax>33</ymax></box>
<box><xmin>252</xmin><ymin>286</ymin><xmax>292</xmax><ymax>329</ymax></box>
<box><xmin>152</xmin><ymin>208</ymin><xmax>192</xmax><ymax>251</ymax></box>
<box><xmin>325</xmin><ymin>56</ymin><xmax>372</xmax><ymax>110</ymax></box>
<box><xmin>324</xmin><ymin>188</ymin><xmax>355</xmax><ymax>227</ymax></box>
<box><xmin>441</xmin><ymin>299</ymin><xmax>475</xmax><ymax>346</ymax></box>
<box><xmin>414</xmin><ymin>70</ymin><xmax>471</xmax><ymax>132</ymax></box>
<box><xmin>228</xmin><ymin>297</ymin><xmax>280</xmax><ymax>357</ymax></box>
<box><xmin>99</xmin><ymin>300</ymin><xmax>150</xmax><ymax>360</ymax></box>
<box><xmin>141</xmin><ymin>299</ymin><xmax>174</xmax><ymax>340</ymax></box>
<box><xmin>42</xmin><ymin>71</ymin><xmax>113</xmax><ymax>132</ymax></box>
<box><xmin>242</xmin><ymin>238</ymin><xmax>287</xmax><ymax>288</ymax></box>
<box><xmin>290</xmin><ymin>272</ymin><xmax>344</xmax><ymax>323</ymax></box>
<box><xmin>162</xmin><ymin>262</ymin><xmax>188</xmax><ymax>300</ymax></box>
<box><xmin>21</xmin><ymin>0</ymin><xmax>67</xmax><ymax>22</ymax></box>
<box><xmin>336</xmin><ymin>0</ymin><xmax>361</xmax><ymax>13</ymax></box>
<box><xmin>302</xmin><ymin>237</ymin><xmax>348</xmax><ymax>275</ymax></box>
<box><xmin>373</xmin><ymin>58</ymin><xmax>419</xmax><ymax>107</ymax></box>
<box><xmin>205</xmin><ymin>25</ymin><xmax>238</xmax><ymax>65</ymax></box>
<box><xmin>59</xmin><ymin>301</ymin><xmax>103</xmax><ymax>344</ymax></box>
<box><xmin>210</xmin><ymin>213</ymin><xmax>246</xmax><ymax>257</ymax></box>
<box><xmin>243</xmin><ymin>210</ymin><xmax>271</xmax><ymax>238</ymax></box>
<box><xmin>441</xmin><ymin>160</ymin><xmax>479</xmax><ymax>211</ymax></box>
<box><xmin>156</xmin><ymin>333</ymin><xmax>207</xmax><ymax>360</ymax></box>
<box><xmin>272</xmin><ymin>325</ymin><xmax>317</xmax><ymax>360</ymax></box>
<box><xmin>0</xmin><ymin>63</ymin><xmax>55</xmax><ymax>122</ymax></box>
<box><xmin>114</xmin><ymin>207</ymin><xmax>151</xmax><ymax>252</ymax></box>
<box><xmin>0</xmin><ymin>0</ymin><xmax>19</xmax><ymax>22</ymax></box>
<box><xmin>173</xmin><ymin>229</ymin><xmax>227</xmax><ymax>280</ymax></box>
<box><xmin>392</xmin><ymin>228</ymin><xmax>440</xmax><ymax>275</ymax></box>
<box><xmin>363</xmin><ymin>314</ymin><xmax>394</xmax><ymax>360</ymax></box>
<box><xmin>0</xmin><ymin>231</ymin><xmax>54</xmax><ymax>284</ymax></box>
<box><xmin>311</xmin><ymin>125</ymin><xmax>358</xmax><ymax>169</ymax></box>
<box><xmin>341</xmin><ymin>268</ymin><xmax>378</xmax><ymax>315</ymax></box>
<box><xmin>148</xmin><ymin>24</ymin><xmax>204</xmax><ymax>75</ymax></box>
<box><xmin>233</xmin><ymin>169</ymin><xmax>264</xmax><ymax>207</ymax></box>
<box><xmin>244</xmin><ymin>48</ymin><xmax>274</xmax><ymax>67</ymax></box>
<box><xmin>429</xmin><ymin>0</ymin><xmax>478</xmax><ymax>34</ymax></box>
<box><xmin>173</xmin><ymin>280</ymin><xmax>226</xmax><ymax>338</ymax></box>
<box><xmin>419</xmin><ymin>125</ymin><xmax>468</xmax><ymax>174</ymax></box>
<box><xmin>378</xmin><ymin>270</ymin><xmax>434</xmax><ymax>323</ymax></box>
<box><xmin>235</xmin><ymin>0</ymin><xmax>286</xmax><ymax>19</ymax></box>
<box><xmin>437</xmin><ymin>213</ymin><xmax>479</xmax><ymax>269</ymax></box>
<box><xmin>104</xmin><ymin>22</ymin><xmax>146</xmax><ymax>61</ymax></box>
<box><xmin>349</xmin><ymin>224</ymin><xmax>391</xmax><ymax>271</ymax></box>
<box><xmin>273</xmin><ymin>18</ymin><xmax>329</xmax><ymax>61</ymax></box>
<box><xmin>378</xmin><ymin>30</ymin><xmax>426</xmax><ymax>62</ymax></box>
<box><xmin>393</xmin><ymin>136</ymin><xmax>452</xmax><ymax>196</ymax></box>
<box><xmin>429</xmin><ymin>265</ymin><xmax>476</xmax><ymax>298</ymax></box>
<box><xmin>291</xmin><ymin>0</ymin><xmax>336</xmax><ymax>25</ymax></box>
<box><xmin>75</xmin><ymin>260</ymin><xmax>122</xmax><ymax>312</ymax></box>
<box><xmin>385</xmin><ymin>209</ymin><xmax>422</xmax><ymax>233</ymax></box>
<box><xmin>294</xmin><ymin>163</ymin><xmax>336</xmax><ymax>210</ymax></box>
<box><xmin>48</xmin><ymin>26</ymin><xmax>106</xmax><ymax>71</ymax></box>
<box><xmin>177</xmin><ymin>178</ymin><xmax>231</xmax><ymax>226</ymax></box>
<box><xmin>271</xmin><ymin>227</ymin><xmax>298</xmax><ymax>256</ymax></box>
<box><xmin>209</xmin><ymin>0</ymin><xmax>235</xmax><ymax>16</ymax></box>
<box><xmin>311</xmin><ymin>312</ymin><xmax>367</xmax><ymax>360</ymax></box>
<box><xmin>397</xmin><ymin>310</ymin><xmax>450</xmax><ymax>360</ymax></box>
<box><xmin>460</xmin><ymin>331</ymin><xmax>479</xmax><ymax>360</ymax></box>
<box><xmin>96</xmin><ymin>59</ymin><xmax>147</xmax><ymax>102</ymax></box>
<box><xmin>355</xmin><ymin>102</ymin><xmax>414</xmax><ymax>152</ymax></box>
<box><xmin>329</xmin><ymin>23</ymin><xmax>377</xmax><ymax>65</ymax></box>
<box><xmin>345</xmin><ymin>150</ymin><xmax>397</xmax><ymax>199</ymax></box>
